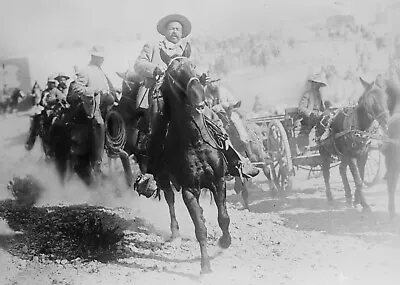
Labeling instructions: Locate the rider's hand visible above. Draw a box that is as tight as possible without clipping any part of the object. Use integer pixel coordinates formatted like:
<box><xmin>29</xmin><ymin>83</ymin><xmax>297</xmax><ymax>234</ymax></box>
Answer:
<box><xmin>153</xmin><ymin>67</ymin><xmax>164</xmax><ymax>78</ymax></box>
<box><xmin>212</xmin><ymin>104</ymin><xmax>225</xmax><ymax>113</ymax></box>
<box><xmin>199</xmin><ymin>72</ymin><xmax>211</xmax><ymax>86</ymax></box>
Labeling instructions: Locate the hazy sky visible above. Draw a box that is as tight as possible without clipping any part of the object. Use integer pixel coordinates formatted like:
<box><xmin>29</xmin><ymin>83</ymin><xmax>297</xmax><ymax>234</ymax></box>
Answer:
<box><xmin>0</xmin><ymin>0</ymin><xmax>388</xmax><ymax>55</ymax></box>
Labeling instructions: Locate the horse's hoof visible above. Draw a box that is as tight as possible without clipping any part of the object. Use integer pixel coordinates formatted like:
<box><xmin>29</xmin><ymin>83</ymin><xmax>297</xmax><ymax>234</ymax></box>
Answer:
<box><xmin>166</xmin><ymin>236</ymin><xmax>182</xmax><ymax>247</ymax></box>
<box><xmin>200</xmin><ymin>268</ymin><xmax>212</xmax><ymax>275</ymax></box>
<box><xmin>200</xmin><ymin>267</ymin><xmax>213</xmax><ymax>275</ymax></box>
<box><xmin>218</xmin><ymin>235</ymin><xmax>232</xmax><ymax>249</ymax></box>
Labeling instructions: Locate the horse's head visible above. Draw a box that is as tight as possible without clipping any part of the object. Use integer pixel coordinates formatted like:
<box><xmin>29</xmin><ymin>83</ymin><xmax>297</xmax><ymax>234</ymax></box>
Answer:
<box><xmin>161</xmin><ymin>50</ymin><xmax>205</xmax><ymax>115</ymax></box>
<box><xmin>358</xmin><ymin>77</ymin><xmax>390</xmax><ymax>129</ymax></box>
<box><xmin>116</xmin><ymin>70</ymin><xmax>142</xmax><ymax>114</ymax></box>
<box><xmin>11</xmin><ymin>88</ymin><xmax>26</xmax><ymax>102</ymax></box>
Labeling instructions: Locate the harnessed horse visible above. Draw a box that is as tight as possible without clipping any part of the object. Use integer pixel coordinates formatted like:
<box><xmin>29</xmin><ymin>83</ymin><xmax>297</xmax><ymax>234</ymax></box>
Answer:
<box><xmin>317</xmin><ymin>77</ymin><xmax>390</xmax><ymax>211</ymax></box>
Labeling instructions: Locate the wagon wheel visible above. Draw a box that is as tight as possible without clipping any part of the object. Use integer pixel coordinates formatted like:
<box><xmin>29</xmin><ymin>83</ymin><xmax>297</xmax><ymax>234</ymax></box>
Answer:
<box><xmin>266</xmin><ymin>119</ymin><xmax>293</xmax><ymax>192</ymax></box>
<box><xmin>363</xmin><ymin>144</ymin><xmax>381</xmax><ymax>187</ymax></box>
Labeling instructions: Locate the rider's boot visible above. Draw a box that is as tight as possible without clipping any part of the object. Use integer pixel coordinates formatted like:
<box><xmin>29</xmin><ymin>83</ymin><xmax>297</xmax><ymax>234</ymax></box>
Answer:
<box><xmin>92</xmin><ymin>116</ymin><xmax>106</xmax><ymax>179</ymax></box>
<box><xmin>134</xmin><ymin>111</ymin><xmax>167</xmax><ymax>198</ymax></box>
<box><xmin>244</xmin><ymin>142</ymin><xmax>257</xmax><ymax>162</ymax></box>
<box><xmin>224</xmin><ymin>140</ymin><xmax>259</xmax><ymax>179</ymax></box>
<box><xmin>25</xmin><ymin>114</ymin><xmax>41</xmax><ymax>151</ymax></box>
<box><xmin>319</xmin><ymin>126</ymin><xmax>331</xmax><ymax>141</ymax></box>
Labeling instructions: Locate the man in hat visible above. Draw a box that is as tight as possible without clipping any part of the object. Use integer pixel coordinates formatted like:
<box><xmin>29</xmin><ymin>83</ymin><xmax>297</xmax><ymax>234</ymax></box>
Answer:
<box><xmin>67</xmin><ymin>45</ymin><xmax>117</xmax><ymax>175</ymax></box>
<box><xmin>252</xmin><ymin>95</ymin><xmax>265</xmax><ymax>113</ymax></box>
<box><xmin>55</xmin><ymin>72</ymin><xmax>70</xmax><ymax>96</ymax></box>
<box><xmin>205</xmin><ymin>79</ymin><xmax>256</xmax><ymax>161</ymax></box>
<box><xmin>25</xmin><ymin>75</ymin><xmax>65</xmax><ymax>151</ymax></box>
<box><xmin>297</xmin><ymin>70</ymin><xmax>329</xmax><ymax>152</ymax></box>
<box><xmin>133</xmin><ymin>14</ymin><xmax>259</xmax><ymax>194</ymax></box>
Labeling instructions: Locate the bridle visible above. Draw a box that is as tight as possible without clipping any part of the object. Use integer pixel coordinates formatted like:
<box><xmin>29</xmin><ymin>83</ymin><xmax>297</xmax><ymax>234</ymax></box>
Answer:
<box><xmin>165</xmin><ymin>56</ymin><xmax>205</xmax><ymax>113</ymax></box>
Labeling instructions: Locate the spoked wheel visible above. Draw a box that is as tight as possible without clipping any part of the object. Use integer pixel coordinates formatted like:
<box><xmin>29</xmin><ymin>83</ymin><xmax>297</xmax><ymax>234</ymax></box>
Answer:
<box><xmin>363</xmin><ymin>144</ymin><xmax>381</xmax><ymax>187</ymax></box>
<box><xmin>266</xmin><ymin>119</ymin><xmax>293</xmax><ymax>192</ymax></box>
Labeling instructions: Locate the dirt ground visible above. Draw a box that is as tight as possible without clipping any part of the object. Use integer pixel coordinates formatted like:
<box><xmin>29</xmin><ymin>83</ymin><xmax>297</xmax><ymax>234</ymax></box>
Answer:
<box><xmin>0</xmin><ymin>112</ymin><xmax>399</xmax><ymax>285</ymax></box>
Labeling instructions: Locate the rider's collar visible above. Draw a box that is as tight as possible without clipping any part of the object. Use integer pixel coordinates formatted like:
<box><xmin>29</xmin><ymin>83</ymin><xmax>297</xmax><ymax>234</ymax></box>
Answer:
<box><xmin>161</xmin><ymin>38</ymin><xmax>186</xmax><ymax>51</ymax></box>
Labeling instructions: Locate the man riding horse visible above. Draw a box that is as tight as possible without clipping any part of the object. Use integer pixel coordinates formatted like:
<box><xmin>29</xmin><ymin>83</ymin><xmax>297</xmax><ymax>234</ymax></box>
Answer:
<box><xmin>55</xmin><ymin>72</ymin><xmax>70</xmax><ymax>96</ymax></box>
<box><xmin>130</xmin><ymin>14</ymin><xmax>259</xmax><ymax>192</ymax></box>
<box><xmin>205</xmin><ymin>79</ymin><xmax>257</xmax><ymax>161</ymax></box>
<box><xmin>25</xmin><ymin>75</ymin><xmax>66</xmax><ymax>151</ymax></box>
<box><xmin>66</xmin><ymin>45</ymin><xmax>117</xmax><ymax>176</ymax></box>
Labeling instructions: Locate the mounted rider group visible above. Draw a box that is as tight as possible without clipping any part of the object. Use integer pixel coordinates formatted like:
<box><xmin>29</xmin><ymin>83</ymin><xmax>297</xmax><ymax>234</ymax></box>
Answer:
<box><xmin>25</xmin><ymin>14</ymin><xmax>260</xmax><ymax>192</ymax></box>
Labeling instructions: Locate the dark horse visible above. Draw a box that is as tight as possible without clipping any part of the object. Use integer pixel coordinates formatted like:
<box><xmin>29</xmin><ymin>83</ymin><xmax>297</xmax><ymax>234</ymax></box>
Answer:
<box><xmin>50</xmin><ymin>102</ymin><xmax>104</xmax><ymax>187</ymax></box>
<box><xmin>216</xmin><ymin>107</ymin><xmax>270</xmax><ymax>210</ymax></box>
<box><xmin>317</xmin><ymin>77</ymin><xmax>390</xmax><ymax>210</ymax></box>
<box><xmin>0</xmin><ymin>88</ymin><xmax>26</xmax><ymax>115</ymax></box>
<box><xmin>382</xmin><ymin>78</ymin><xmax>400</xmax><ymax>218</ymax></box>
<box><xmin>112</xmin><ymin>54</ymin><xmax>231</xmax><ymax>273</ymax></box>
<box><xmin>152</xmin><ymin>52</ymin><xmax>231</xmax><ymax>274</ymax></box>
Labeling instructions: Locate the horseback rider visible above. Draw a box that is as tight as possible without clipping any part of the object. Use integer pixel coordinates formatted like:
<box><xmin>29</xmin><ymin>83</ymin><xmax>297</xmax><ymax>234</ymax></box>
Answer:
<box><xmin>133</xmin><ymin>13</ymin><xmax>259</xmax><ymax>193</ymax></box>
<box><xmin>205</xmin><ymin>79</ymin><xmax>257</xmax><ymax>161</ymax></box>
<box><xmin>65</xmin><ymin>45</ymin><xmax>117</xmax><ymax>175</ymax></box>
<box><xmin>25</xmin><ymin>75</ymin><xmax>66</xmax><ymax>151</ymax></box>
<box><xmin>297</xmin><ymin>69</ymin><xmax>330</xmax><ymax>153</ymax></box>
<box><xmin>55</xmin><ymin>72</ymin><xmax>70</xmax><ymax>96</ymax></box>
<box><xmin>252</xmin><ymin>95</ymin><xmax>265</xmax><ymax>113</ymax></box>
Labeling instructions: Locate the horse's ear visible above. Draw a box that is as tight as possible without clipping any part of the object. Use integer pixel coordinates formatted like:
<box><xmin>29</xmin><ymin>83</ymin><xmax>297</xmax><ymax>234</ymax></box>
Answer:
<box><xmin>116</xmin><ymin>71</ymin><xmax>126</xmax><ymax>79</ymax></box>
<box><xmin>160</xmin><ymin>48</ymin><xmax>171</xmax><ymax>66</ymax></box>
<box><xmin>359</xmin><ymin>77</ymin><xmax>373</xmax><ymax>90</ymax></box>
<box><xmin>182</xmin><ymin>42</ymin><xmax>191</xmax><ymax>58</ymax></box>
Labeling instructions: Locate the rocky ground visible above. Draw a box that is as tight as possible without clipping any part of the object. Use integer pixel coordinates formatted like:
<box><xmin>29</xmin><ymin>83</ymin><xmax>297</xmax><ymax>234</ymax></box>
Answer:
<box><xmin>0</xmin><ymin>112</ymin><xmax>399</xmax><ymax>285</ymax></box>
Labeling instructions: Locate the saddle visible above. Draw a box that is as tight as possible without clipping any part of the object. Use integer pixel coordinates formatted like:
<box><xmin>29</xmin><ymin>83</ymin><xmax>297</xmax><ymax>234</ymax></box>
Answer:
<box><xmin>203</xmin><ymin>115</ymin><xmax>229</xmax><ymax>150</ymax></box>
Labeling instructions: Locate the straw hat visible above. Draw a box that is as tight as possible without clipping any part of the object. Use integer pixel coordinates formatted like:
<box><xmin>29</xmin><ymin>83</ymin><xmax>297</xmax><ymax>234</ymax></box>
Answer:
<box><xmin>90</xmin><ymin>45</ymin><xmax>106</xmax><ymax>58</ymax></box>
<box><xmin>157</xmin><ymin>14</ymin><xmax>192</xmax><ymax>38</ymax></box>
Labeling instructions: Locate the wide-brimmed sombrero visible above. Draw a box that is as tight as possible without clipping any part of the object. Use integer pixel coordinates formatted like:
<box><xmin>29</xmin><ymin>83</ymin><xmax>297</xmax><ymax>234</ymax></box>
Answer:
<box><xmin>55</xmin><ymin>72</ymin><xmax>70</xmax><ymax>81</ymax></box>
<box><xmin>90</xmin><ymin>45</ymin><xmax>106</xmax><ymax>58</ymax></box>
<box><xmin>157</xmin><ymin>14</ymin><xmax>192</xmax><ymax>38</ymax></box>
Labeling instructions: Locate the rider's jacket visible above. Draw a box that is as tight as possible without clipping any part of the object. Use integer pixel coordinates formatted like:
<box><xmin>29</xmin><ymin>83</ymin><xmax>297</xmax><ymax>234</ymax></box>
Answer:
<box><xmin>134</xmin><ymin>38</ymin><xmax>191</xmax><ymax>81</ymax></box>
<box><xmin>40</xmin><ymin>87</ymin><xmax>65</xmax><ymax>107</ymax></box>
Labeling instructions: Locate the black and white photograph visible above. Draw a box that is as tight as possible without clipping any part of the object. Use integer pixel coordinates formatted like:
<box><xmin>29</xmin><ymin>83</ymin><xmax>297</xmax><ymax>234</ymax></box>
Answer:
<box><xmin>0</xmin><ymin>0</ymin><xmax>399</xmax><ymax>284</ymax></box>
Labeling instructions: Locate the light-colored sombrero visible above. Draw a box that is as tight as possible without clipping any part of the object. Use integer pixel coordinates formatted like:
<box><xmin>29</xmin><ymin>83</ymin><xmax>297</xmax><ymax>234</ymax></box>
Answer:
<box><xmin>55</xmin><ymin>72</ymin><xmax>70</xmax><ymax>81</ymax></box>
<box><xmin>47</xmin><ymin>75</ymin><xmax>57</xmax><ymax>84</ymax></box>
<box><xmin>309</xmin><ymin>72</ymin><xmax>328</xmax><ymax>86</ymax></box>
<box><xmin>90</xmin><ymin>45</ymin><xmax>106</xmax><ymax>58</ymax></box>
<box><xmin>157</xmin><ymin>14</ymin><xmax>192</xmax><ymax>38</ymax></box>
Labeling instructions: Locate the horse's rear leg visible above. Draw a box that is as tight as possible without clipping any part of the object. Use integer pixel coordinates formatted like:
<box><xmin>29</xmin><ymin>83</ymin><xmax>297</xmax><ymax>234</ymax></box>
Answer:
<box><xmin>182</xmin><ymin>189</ymin><xmax>211</xmax><ymax>274</ymax></box>
<box><xmin>234</xmin><ymin>177</ymin><xmax>249</xmax><ymax>210</ymax></box>
<box><xmin>321</xmin><ymin>153</ymin><xmax>333</xmax><ymax>203</ymax></box>
<box><xmin>348</xmin><ymin>158</ymin><xmax>370</xmax><ymax>211</ymax></box>
<box><xmin>387</xmin><ymin>170</ymin><xmax>398</xmax><ymax>218</ymax></box>
<box><xmin>213</xmin><ymin>179</ymin><xmax>231</xmax><ymax>249</ymax></box>
<box><xmin>339</xmin><ymin>159</ymin><xmax>352</xmax><ymax>205</ymax></box>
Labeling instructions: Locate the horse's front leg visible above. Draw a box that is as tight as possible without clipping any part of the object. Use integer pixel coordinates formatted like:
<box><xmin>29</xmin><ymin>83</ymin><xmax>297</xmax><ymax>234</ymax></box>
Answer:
<box><xmin>182</xmin><ymin>188</ymin><xmax>211</xmax><ymax>274</ymax></box>
<box><xmin>357</xmin><ymin>152</ymin><xmax>368</xmax><ymax>182</ymax></box>
<box><xmin>339</xmin><ymin>158</ymin><xmax>352</xmax><ymax>206</ymax></box>
<box><xmin>321</xmin><ymin>150</ymin><xmax>333</xmax><ymax>203</ymax></box>
<box><xmin>213</xmin><ymin>178</ymin><xmax>232</xmax><ymax>249</ymax></box>
<box><xmin>348</xmin><ymin>157</ymin><xmax>370</xmax><ymax>211</ymax></box>
<box><xmin>159</xmin><ymin>176</ymin><xmax>180</xmax><ymax>241</ymax></box>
